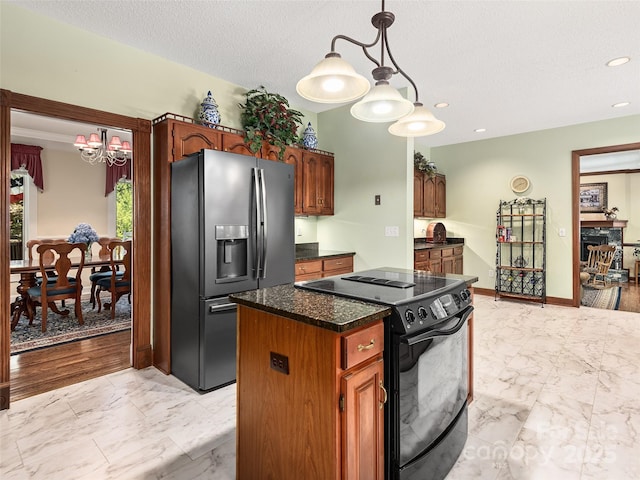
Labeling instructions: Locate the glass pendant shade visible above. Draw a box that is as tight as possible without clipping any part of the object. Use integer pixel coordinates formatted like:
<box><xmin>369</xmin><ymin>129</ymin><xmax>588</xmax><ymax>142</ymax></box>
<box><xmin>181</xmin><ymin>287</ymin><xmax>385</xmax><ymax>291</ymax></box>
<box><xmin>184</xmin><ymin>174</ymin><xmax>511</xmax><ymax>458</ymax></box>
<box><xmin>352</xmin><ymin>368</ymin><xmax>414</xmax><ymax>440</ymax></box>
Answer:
<box><xmin>388</xmin><ymin>103</ymin><xmax>446</xmax><ymax>137</ymax></box>
<box><xmin>350</xmin><ymin>82</ymin><xmax>415</xmax><ymax>123</ymax></box>
<box><xmin>296</xmin><ymin>53</ymin><xmax>371</xmax><ymax>103</ymax></box>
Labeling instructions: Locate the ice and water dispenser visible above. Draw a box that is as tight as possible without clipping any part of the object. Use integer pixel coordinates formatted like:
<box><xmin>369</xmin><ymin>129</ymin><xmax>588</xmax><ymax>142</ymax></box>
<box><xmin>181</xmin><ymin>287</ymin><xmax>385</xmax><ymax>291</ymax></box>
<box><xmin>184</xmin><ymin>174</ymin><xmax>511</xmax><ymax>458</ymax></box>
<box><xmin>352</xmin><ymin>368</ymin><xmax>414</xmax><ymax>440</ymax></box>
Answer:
<box><xmin>215</xmin><ymin>225</ymin><xmax>249</xmax><ymax>282</ymax></box>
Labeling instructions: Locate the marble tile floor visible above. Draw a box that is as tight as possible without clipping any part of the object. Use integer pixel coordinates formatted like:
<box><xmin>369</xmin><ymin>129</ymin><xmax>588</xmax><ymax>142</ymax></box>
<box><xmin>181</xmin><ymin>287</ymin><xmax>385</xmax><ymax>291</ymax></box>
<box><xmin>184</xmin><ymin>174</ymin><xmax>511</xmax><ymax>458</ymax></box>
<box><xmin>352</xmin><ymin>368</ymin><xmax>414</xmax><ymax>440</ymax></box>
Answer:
<box><xmin>1</xmin><ymin>294</ymin><xmax>639</xmax><ymax>479</ymax></box>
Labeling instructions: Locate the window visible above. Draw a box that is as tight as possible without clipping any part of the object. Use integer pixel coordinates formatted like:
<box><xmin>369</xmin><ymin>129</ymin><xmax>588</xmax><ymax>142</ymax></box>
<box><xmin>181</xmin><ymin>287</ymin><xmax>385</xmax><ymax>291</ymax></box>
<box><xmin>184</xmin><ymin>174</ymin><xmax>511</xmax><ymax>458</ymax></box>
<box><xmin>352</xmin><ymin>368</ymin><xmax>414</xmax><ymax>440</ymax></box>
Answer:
<box><xmin>116</xmin><ymin>180</ymin><xmax>133</xmax><ymax>239</ymax></box>
<box><xmin>9</xmin><ymin>170</ymin><xmax>38</xmax><ymax>260</ymax></box>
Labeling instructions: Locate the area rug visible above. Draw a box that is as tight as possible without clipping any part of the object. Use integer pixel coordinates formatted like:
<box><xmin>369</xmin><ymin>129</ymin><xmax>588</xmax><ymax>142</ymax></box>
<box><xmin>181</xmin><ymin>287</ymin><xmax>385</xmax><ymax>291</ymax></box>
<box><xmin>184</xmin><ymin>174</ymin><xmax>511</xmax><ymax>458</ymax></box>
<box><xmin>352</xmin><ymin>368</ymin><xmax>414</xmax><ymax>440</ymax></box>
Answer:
<box><xmin>581</xmin><ymin>285</ymin><xmax>621</xmax><ymax>310</ymax></box>
<box><xmin>10</xmin><ymin>298</ymin><xmax>131</xmax><ymax>355</ymax></box>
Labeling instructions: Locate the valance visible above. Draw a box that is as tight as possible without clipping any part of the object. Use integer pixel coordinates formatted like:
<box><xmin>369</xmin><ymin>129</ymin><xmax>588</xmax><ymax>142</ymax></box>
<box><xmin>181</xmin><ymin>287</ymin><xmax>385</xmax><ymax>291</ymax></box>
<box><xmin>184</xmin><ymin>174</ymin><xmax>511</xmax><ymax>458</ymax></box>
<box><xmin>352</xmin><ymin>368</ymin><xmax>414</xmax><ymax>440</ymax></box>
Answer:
<box><xmin>11</xmin><ymin>143</ymin><xmax>44</xmax><ymax>190</ymax></box>
<box><xmin>105</xmin><ymin>161</ymin><xmax>131</xmax><ymax>196</ymax></box>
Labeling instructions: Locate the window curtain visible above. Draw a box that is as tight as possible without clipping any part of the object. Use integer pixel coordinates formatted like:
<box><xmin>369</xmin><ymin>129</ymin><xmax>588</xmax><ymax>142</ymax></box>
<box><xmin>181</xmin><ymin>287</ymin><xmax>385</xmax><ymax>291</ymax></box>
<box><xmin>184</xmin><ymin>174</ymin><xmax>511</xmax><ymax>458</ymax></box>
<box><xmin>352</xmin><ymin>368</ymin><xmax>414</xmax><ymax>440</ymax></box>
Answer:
<box><xmin>11</xmin><ymin>143</ymin><xmax>44</xmax><ymax>190</ymax></box>
<box><xmin>105</xmin><ymin>161</ymin><xmax>131</xmax><ymax>196</ymax></box>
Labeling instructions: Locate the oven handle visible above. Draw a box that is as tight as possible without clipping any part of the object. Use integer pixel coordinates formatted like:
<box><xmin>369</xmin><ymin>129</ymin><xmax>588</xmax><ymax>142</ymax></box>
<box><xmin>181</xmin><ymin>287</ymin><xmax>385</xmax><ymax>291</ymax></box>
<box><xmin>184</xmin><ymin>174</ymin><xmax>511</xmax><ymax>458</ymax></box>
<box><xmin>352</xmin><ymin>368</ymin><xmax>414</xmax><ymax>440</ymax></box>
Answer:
<box><xmin>400</xmin><ymin>306</ymin><xmax>474</xmax><ymax>346</ymax></box>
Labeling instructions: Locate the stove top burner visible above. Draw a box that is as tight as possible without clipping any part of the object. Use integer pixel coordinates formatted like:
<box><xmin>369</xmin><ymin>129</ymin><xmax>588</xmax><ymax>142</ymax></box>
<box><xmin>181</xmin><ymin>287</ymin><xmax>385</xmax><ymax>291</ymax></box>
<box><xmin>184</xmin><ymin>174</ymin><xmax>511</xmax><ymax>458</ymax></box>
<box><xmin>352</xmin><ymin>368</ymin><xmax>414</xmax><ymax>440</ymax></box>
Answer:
<box><xmin>295</xmin><ymin>267</ymin><xmax>463</xmax><ymax>306</ymax></box>
<box><xmin>342</xmin><ymin>275</ymin><xmax>415</xmax><ymax>289</ymax></box>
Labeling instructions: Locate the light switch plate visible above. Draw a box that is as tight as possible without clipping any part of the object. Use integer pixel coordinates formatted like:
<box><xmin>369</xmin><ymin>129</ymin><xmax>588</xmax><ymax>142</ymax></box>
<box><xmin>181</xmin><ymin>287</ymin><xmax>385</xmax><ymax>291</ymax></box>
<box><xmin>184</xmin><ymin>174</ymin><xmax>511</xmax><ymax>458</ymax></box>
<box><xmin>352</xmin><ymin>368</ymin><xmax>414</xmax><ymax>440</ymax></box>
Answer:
<box><xmin>385</xmin><ymin>226</ymin><xmax>400</xmax><ymax>237</ymax></box>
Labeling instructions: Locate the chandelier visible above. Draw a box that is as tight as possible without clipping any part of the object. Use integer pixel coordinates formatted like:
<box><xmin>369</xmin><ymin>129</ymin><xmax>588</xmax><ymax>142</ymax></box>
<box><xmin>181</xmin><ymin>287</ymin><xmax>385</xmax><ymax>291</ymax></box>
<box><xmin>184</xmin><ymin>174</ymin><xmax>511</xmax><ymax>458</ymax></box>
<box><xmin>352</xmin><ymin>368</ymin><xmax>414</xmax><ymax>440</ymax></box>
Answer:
<box><xmin>73</xmin><ymin>128</ymin><xmax>132</xmax><ymax>166</ymax></box>
<box><xmin>296</xmin><ymin>0</ymin><xmax>445</xmax><ymax>137</ymax></box>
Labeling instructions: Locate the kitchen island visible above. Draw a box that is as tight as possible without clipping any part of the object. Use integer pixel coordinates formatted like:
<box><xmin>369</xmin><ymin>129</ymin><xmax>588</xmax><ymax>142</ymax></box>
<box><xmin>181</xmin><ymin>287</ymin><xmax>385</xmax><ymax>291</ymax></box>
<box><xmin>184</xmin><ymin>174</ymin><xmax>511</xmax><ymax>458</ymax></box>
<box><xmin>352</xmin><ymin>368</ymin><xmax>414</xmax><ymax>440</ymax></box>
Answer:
<box><xmin>230</xmin><ymin>284</ymin><xmax>390</xmax><ymax>480</ymax></box>
<box><xmin>230</xmin><ymin>269</ymin><xmax>478</xmax><ymax>480</ymax></box>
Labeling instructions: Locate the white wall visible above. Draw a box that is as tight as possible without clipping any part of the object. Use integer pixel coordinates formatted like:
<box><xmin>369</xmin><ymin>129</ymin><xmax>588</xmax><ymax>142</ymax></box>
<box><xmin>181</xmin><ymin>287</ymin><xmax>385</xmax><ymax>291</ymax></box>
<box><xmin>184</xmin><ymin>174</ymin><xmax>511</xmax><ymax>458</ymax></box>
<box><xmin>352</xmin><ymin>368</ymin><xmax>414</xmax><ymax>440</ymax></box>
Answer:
<box><xmin>433</xmin><ymin>115</ymin><xmax>640</xmax><ymax>299</ymax></box>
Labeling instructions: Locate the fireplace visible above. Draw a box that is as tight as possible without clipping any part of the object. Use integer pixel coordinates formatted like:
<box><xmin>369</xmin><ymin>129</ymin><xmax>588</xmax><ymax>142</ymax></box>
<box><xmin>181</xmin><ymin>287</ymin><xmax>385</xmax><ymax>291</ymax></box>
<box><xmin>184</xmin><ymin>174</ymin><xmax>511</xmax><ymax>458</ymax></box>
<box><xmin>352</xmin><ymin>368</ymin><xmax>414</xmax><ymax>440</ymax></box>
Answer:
<box><xmin>581</xmin><ymin>234</ymin><xmax>608</xmax><ymax>262</ymax></box>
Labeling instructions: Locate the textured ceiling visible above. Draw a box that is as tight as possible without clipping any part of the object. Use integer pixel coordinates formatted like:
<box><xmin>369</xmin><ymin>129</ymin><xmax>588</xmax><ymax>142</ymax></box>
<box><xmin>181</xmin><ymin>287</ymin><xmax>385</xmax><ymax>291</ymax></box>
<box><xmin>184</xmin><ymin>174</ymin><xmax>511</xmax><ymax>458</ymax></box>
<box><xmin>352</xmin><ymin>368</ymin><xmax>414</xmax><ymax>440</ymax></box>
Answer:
<box><xmin>7</xmin><ymin>0</ymin><xmax>640</xmax><ymax>150</ymax></box>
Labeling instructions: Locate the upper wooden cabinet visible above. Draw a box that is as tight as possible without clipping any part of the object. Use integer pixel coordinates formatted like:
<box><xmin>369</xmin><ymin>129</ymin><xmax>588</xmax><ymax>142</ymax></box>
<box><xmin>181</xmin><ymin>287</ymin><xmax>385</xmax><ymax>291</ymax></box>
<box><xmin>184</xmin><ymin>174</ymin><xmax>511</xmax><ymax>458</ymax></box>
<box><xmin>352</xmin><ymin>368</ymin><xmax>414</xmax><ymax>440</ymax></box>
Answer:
<box><xmin>414</xmin><ymin>170</ymin><xmax>446</xmax><ymax>218</ymax></box>
<box><xmin>302</xmin><ymin>150</ymin><xmax>334</xmax><ymax>215</ymax></box>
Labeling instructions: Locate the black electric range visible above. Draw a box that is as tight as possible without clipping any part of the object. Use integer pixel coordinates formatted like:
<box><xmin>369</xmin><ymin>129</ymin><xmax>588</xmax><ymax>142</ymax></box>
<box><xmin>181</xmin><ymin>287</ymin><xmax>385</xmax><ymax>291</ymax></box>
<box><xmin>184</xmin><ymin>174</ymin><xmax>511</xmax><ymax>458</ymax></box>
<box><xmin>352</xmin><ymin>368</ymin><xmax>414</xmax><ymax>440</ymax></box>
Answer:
<box><xmin>295</xmin><ymin>267</ymin><xmax>472</xmax><ymax>334</ymax></box>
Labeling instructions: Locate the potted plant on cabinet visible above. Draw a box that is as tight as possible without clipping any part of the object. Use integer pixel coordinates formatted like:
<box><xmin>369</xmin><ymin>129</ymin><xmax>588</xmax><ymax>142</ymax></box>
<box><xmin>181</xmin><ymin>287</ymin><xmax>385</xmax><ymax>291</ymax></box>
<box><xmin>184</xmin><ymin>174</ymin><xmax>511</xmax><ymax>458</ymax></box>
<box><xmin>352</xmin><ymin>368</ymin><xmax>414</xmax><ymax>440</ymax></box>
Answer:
<box><xmin>238</xmin><ymin>86</ymin><xmax>303</xmax><ymax>161</ymax></box>
<box><xmin>414</xmin><ymin>151</ymin><xmax>437</xmax><ymax>177</ymax></box>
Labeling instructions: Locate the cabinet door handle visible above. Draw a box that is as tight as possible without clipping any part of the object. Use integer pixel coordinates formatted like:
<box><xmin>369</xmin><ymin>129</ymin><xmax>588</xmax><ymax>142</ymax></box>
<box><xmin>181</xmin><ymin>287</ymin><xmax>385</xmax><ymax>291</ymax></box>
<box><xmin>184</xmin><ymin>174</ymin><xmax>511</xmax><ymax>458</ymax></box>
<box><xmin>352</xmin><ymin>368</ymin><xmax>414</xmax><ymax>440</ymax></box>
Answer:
<box><xmin>357</xmin><ymin>339</ymin><xmax>375</xmax><ymax>351</ymax></box>
<box><xmin>379</xmin><ymin>381</ymin><xmax>388</xmax><ymax>409</ymax></box>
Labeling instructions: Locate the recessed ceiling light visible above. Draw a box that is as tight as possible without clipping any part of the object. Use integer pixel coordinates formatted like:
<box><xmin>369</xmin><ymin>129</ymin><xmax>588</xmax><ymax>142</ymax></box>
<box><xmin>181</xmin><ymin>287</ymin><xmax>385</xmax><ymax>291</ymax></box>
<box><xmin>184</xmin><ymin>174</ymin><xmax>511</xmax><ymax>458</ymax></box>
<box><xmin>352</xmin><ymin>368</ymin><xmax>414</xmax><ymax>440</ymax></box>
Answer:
<box><xmin>606</xmin><ymin>56</ymin><xmax>630</xmax><ymax>67</ymax></box>
<box><xmin>474</xmin><ymin>128</ymin><xmax>486</xmax><ymax>133</ymax></box>
<box><xmin>434</xmin><ymin>102</ymin><xmax>449</xmax><ymax>108</ymax></box>
<box><xmin>612</xmin><ymin>102</ymin><xmax>630</xmax><ymax>108</ymax></box>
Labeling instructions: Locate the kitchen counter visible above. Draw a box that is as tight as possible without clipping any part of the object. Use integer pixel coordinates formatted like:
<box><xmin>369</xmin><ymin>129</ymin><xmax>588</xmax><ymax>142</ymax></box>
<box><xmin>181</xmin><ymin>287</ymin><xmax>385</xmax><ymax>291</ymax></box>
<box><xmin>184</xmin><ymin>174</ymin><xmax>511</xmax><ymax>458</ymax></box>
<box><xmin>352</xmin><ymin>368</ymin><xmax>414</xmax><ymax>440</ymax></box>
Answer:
<box><xmin>414</xmin><ymin>237</ymin><xmax>465</xmax><ymax>250</ymax></box>
<box><xmin>295</xmin><ymin>242</ymin><xmax>355</xmax><ymax>261</ymax></box>
<box><xmin>229</xmin><ymin>283</ymin><xmax>391</xmax><ymax>333</ymax></box>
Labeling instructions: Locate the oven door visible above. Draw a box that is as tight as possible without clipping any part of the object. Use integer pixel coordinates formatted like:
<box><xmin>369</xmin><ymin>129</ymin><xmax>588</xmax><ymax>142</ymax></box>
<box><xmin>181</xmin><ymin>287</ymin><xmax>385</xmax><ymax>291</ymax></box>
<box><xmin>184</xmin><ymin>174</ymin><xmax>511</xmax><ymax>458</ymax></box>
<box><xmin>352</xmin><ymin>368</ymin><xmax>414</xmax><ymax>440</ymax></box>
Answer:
<box><xmin>394</xmin><ymin>305</ymin><xmax>472</xmax><ymax>478</ymax></box>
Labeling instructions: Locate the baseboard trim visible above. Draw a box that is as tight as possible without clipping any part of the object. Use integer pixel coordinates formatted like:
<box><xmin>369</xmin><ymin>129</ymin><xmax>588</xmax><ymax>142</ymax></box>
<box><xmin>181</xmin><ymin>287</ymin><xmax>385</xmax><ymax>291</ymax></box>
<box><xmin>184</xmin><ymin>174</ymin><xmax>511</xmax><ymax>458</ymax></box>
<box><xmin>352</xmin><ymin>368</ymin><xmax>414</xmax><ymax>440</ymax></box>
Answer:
<box><xmin>474</xmin><ymin>287</ymin><xmax>575</xmax><ymax>307</ymax></box>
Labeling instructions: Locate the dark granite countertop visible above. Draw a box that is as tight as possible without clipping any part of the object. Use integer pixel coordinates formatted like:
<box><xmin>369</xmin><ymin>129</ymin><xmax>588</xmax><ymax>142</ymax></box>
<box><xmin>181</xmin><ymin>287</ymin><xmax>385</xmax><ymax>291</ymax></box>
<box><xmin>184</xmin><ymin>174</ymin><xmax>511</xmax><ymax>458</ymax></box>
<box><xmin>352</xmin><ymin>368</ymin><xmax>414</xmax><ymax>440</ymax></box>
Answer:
<box><xmin>296</xmin><ymin>249</ymin><xmax>356</xmax><ymax>261</ymax></box>
<box><xmin>414</xmin><ymin>237</ymin><xmax>465</xmax><ymax>250</ymax></box>
<box><xmin>295</xmin><ymin>242</ymin><xmax>355</xmax><ymax>261</ymax></box>
<box><xmin>229</xmin><ymin>284</ymin><xmax>391</xmax><ymax>333</ymax></box>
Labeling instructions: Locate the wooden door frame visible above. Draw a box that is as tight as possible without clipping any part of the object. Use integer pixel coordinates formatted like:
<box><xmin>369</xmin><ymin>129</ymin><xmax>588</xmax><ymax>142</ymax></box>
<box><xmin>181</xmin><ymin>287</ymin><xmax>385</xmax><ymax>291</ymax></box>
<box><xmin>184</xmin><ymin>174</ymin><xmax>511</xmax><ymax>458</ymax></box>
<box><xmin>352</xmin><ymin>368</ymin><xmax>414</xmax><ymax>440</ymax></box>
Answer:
<box><xmin>0</xmin><ymin>89</ymin><xmax>152</xmax><ymax>410</ymax></box>
<box><xmin>571</xmin><ymin>142</ymin><xmax>640</xmax><ymax>307</ymax></box>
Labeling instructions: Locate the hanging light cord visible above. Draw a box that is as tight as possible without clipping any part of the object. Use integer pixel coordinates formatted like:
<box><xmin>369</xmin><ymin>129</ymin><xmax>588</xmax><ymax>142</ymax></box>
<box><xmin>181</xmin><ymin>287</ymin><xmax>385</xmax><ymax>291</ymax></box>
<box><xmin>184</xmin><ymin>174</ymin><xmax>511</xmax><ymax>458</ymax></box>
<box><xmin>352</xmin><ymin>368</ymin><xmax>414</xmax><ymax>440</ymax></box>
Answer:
<box><xmin>327</xmin><ymin>0</ymin><xmax>420</xmax><ymax>103</ymax></box>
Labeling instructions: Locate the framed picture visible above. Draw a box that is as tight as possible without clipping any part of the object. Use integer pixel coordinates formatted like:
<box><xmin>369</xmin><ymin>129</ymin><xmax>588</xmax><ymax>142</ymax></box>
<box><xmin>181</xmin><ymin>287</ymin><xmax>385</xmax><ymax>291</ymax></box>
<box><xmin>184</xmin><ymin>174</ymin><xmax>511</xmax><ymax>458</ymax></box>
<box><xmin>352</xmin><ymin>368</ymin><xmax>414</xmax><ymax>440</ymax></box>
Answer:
<box><xmin>579</xmin><ymin>182</ymin><xmax>607</xmax><ymax>213</ymax></box>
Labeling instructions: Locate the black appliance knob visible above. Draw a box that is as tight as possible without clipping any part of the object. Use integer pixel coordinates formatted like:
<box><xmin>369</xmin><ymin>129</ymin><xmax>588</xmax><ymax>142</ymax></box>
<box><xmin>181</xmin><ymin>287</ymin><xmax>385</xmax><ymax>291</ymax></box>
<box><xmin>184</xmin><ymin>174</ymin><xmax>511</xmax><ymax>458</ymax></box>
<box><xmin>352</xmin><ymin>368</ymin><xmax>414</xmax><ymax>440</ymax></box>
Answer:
<box><xmin>405</xmin><ymin>309</ymin><xmax>416</xmax><ymax>325</ymax></box>
<box><xmin>417</xmin><ymin>306</ymin><xmax>428</xmax><ymax>320</ymax></box>
<box><xmin>460</xmin><ymin>289</ymin><xmax>470</xmax><ymax>301</ymax></box>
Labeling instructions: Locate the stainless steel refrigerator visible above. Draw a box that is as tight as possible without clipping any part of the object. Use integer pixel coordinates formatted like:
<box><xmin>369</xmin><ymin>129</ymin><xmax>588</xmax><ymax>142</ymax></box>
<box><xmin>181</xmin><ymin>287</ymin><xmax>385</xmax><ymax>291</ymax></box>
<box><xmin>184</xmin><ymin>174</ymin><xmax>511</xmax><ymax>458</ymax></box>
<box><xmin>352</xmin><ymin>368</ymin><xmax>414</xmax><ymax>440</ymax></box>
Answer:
<box><xmin>171</xmin><ymin>148</ymin><xmax>294</xmax><ymax>391</ymax></box>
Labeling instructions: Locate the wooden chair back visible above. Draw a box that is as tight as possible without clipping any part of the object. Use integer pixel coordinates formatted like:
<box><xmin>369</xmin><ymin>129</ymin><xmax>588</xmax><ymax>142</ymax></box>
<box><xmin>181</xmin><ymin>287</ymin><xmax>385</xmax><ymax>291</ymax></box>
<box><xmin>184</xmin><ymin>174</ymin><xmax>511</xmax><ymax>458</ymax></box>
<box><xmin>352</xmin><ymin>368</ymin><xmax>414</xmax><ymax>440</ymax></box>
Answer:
<box><xmin>585</xmin><ymin>244</ymin><xmax>616</xmax><ymax>286</ymax></box>
<box><xmin>36</xmin><ymin>242</ymin><xmax>85</xmax><ymax>293</ymax></box>
<box><xmin>96</xmin><ymin>240</ymin><xmax>132</xmax><ymax>318</ymax></box>
<box><xmin>96</xmin><ymin>236</ymin><xmax>120</xmax><ymax>258</ymax></box>
<box><xmin>27</xmin><ymin>238</ymin><xmax>67</xmax><ymax>263</ymax></box>
<box><xmin>30</xmin><ymin>242</ymin><xmax>86</xmax><ymax>331</ymax></box>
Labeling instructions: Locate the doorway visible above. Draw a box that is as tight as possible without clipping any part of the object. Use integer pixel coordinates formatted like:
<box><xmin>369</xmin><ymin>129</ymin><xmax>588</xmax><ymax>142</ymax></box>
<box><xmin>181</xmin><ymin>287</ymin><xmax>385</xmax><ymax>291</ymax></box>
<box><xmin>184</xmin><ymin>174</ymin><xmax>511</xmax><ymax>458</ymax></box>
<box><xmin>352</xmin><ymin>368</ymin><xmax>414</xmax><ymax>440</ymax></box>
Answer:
<box><xmin>1</xmin><ymin>89</ymin><xmax>152</xmax><ymax>410</ymax></box>
<box><xmin>571</xmin><ymin>142</ymin><xmax>640</xmax><ymax>312</ymax></box>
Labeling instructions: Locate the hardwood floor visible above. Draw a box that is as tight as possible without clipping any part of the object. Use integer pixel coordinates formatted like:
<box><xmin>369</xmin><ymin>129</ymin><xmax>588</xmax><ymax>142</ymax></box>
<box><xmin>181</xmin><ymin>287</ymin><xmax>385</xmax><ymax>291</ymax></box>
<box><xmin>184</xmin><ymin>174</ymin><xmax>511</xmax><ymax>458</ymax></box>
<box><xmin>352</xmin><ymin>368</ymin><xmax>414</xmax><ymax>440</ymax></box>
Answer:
<box><xmin>10</xmin><ymin>330</ymin><xmax>131</xmax><ymax>403</ymax></box>
<box><xmin>618</xmin><ymin>279</ymin><xmax>640</xmax><ymax>313</ymax></box>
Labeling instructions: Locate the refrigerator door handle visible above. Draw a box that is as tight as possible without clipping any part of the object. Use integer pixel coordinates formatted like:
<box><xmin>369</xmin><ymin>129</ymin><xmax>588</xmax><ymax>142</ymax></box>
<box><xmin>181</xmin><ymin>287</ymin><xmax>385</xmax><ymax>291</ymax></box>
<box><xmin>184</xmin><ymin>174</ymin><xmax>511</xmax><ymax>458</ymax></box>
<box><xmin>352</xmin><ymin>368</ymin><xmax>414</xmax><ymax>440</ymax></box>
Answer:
<box><xmin>258</xmin><ymin>168</ymin><xmax>268</xmax><ymax>279</ymax></box>
<box><xmin>253</xmin><ymin>167</ymin><xmax>262</xmax><ymax>278</ymax></box>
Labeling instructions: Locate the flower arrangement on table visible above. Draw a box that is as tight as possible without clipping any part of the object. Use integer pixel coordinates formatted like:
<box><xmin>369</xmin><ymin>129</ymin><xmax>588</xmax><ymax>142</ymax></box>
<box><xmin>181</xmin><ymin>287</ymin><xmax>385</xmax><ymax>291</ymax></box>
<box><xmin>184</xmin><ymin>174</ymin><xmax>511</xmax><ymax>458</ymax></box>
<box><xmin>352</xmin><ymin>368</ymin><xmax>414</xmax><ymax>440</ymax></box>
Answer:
<box><xmin>68</xmin><ymin>223</ymin><xmax>99</xmax><ymax>252</ymax></box>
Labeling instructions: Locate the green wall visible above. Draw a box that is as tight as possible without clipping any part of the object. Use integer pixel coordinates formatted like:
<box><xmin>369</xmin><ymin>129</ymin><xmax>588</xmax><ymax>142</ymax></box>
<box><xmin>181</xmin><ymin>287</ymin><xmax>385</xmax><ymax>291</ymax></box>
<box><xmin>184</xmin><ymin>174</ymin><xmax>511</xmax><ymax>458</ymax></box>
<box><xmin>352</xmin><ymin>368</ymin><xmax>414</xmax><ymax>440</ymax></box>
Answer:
<box><xmin>316</xmin><ymin>103</ymin><xmax>414</xmax><ymax>271</ymax></box>
<box><xmin>431</xmin><ymin>115</ymin><xmax>640</xmax><ymax>299</ymax></box>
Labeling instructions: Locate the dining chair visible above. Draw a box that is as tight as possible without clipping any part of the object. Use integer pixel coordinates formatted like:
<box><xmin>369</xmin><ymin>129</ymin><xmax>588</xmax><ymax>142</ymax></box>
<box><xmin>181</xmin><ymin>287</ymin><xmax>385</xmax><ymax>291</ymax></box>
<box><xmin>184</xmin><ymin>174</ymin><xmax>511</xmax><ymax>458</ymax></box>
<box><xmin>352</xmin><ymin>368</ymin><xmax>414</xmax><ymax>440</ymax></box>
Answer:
<box><xmin>96</xmin><ymin>239</ymin><xmax>132</xmax><ymax>319</ymax></box>
<box><xmin>26</xmin><ymin>242</ymin><xmax>86</xmax><ymax>332</ymax></box>
<box><xmin>89</xmin><ymin>236</ymin><xmax>121</xmax><ymax>308</ymax></box>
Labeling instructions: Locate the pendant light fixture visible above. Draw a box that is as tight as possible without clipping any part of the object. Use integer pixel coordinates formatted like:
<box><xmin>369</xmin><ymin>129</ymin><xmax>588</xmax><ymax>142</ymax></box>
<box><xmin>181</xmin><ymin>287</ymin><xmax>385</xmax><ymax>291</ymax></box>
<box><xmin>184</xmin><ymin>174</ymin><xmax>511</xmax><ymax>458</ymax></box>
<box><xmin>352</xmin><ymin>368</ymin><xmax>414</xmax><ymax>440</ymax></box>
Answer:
<box><xmin>73</xmin><ymin>128</ymin><xmax>131</xmax><ymax>166</ymax></box>
<box><xmin>296</xmin><ymin>0</ymin><xmax>445</xmax><ymax>135</ymax></box>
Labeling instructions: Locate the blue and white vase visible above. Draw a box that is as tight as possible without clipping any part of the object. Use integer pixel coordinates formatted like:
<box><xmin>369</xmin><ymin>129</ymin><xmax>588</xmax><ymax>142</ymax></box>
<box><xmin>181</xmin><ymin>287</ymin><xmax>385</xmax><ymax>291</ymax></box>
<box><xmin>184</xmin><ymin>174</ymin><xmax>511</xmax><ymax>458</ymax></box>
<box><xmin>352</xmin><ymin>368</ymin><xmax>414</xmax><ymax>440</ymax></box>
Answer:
<box><xmin>302</xmin><ymin>122</ymin><xmax>318</xmax><ymax>149</ymax></box>
<box><xmin>198</xmin><ymin>90</ymin><xmax>221</xmax><ymax>127</ymax></box>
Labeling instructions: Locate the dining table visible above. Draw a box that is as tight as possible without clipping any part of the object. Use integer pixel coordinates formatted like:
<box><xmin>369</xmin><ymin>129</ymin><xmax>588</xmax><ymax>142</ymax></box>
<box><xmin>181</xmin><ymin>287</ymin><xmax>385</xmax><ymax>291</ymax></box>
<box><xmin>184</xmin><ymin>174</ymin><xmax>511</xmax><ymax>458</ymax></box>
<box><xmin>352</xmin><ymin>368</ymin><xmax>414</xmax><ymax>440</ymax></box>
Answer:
<box><xmin>10</xmin><ymin>253</ymin><xmax>122</xmax><ymax>331</ymax></box>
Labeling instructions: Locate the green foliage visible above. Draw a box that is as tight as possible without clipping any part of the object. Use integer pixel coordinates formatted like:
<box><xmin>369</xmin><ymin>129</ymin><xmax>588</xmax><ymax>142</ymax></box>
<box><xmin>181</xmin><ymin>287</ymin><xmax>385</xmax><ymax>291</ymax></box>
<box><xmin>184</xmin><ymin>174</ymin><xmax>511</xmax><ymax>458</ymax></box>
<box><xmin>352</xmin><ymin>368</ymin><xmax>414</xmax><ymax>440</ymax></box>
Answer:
<box><xmin>10</xmin><ymin>201</ymin><xmax>23</xmax><ymax>240</ymax></box>
<box><xmin>414</xmin><ymin>151</ymin><xmax>437</xmax><ymax>178</ymax></box>
<box><xmin>116</xmin><ymin>181</ymin><xmax>133</xmax><ymax>239</ymax></box>
<box><xmin>239</xmin><ymin>86</ymin><xmax>303</xmax><ymax>161</ymax></box>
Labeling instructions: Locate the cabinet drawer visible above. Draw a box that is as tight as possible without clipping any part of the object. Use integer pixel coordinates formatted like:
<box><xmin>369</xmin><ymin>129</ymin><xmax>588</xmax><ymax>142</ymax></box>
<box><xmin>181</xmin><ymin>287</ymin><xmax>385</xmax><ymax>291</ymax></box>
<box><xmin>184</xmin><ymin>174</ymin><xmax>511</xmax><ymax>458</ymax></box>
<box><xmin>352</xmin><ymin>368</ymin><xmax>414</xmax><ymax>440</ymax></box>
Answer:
<box><xmin>415</xmin><ymin>250</ymin><xmax>429</xmax><ymax>262</ymax></box>
<box><xmin>428</xmin><ymin>249</ymin><xmax>442</xmax><ymax>259</ymax></box>
<box><xmin>295</xmin><ymin>260</ymin><xmax>322</xmax><ymax>277</ymax></box>
<box><xmin>341</xmin><ymin>322</ymin><xmax>384</xmax><ymax>370</ymax></box>
<box><xmin>323</xmin><ymin>256</ymin><xmax>353</xmax><ymax>273</ymax></box>
<box><xmin>454</xmin><ymin>246</ymin><xmax>463</xmax><ymax>256</ymax></box>
<box><xmin>441</xmin><ymin>248</ymin><xmax>454</xmax><ymax>257</ymax></box>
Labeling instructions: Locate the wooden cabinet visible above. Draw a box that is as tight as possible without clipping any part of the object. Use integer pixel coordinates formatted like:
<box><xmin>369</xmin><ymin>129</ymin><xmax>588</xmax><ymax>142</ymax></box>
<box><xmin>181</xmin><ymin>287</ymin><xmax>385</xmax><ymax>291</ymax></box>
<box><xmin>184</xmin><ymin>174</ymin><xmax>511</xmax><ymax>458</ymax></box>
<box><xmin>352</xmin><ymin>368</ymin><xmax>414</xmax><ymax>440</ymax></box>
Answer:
<box><xmin>151</xmin><ymin>113</ymin><xmax>336</xmax><ymax>373</ymax></box>
<box><xmin>414</xmin><ymin>245</ymin><xmax>463</xmax><ymax>274</ymax></box>
<box><xmin>236</xmin><ymin>305</ymin><xmax>384</xmax><ymax>480</ymax></box>
<box><xmin>341</xmin><ymin>356</ymin><xmax>385</xmax><ymax>480</ymax></box>
<box><xmin>302</xmin><ymin>150</ymin><xmax>334</xmax><ymax>215</ymax></box>
<box><xmin>414</xmin><ymin>171</ymin><xmax>446</xmax><ymax>218</ymax></box>
<box><xmin>295</xmin><ymin>259</ymin><xmax>323</xmax><ymax>281</ymax></box>
<box><xmin>282</xmin><ymin>147</ymin><xmax>303</xmax><ymax>215</ymax></box>
<box><xmin>295</xmin><ymin>254</ymin><xmax>354</xmax><ymax>282</ymax></box>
